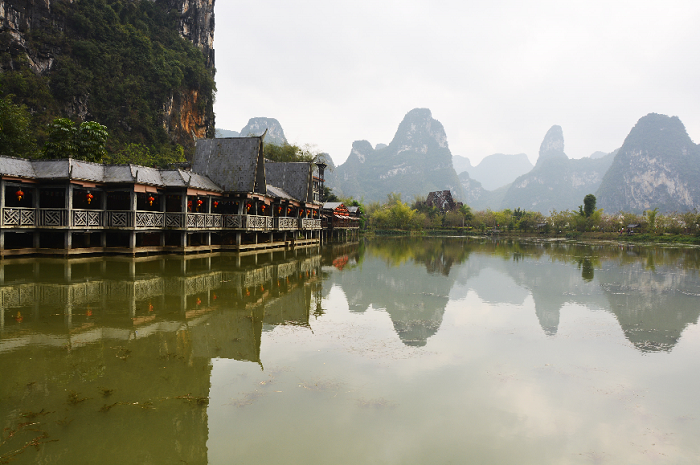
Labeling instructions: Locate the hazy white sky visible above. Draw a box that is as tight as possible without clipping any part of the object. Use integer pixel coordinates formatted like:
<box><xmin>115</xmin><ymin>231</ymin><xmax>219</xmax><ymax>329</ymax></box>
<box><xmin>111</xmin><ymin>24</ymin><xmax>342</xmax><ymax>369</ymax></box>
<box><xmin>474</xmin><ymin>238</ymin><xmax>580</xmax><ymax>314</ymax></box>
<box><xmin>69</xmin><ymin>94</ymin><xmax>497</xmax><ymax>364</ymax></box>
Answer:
<box><xmin>213</xmin><ymin>0</ymin><xmax>700</xmax><ymax>166</ymax></box>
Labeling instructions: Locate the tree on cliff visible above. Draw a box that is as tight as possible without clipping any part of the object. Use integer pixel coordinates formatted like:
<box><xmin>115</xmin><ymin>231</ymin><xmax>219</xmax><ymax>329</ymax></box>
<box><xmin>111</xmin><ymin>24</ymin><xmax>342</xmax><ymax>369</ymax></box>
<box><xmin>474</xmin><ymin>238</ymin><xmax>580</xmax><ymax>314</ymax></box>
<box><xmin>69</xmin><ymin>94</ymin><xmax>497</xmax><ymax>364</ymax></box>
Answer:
<box><xmin>0</xmin><ymin>94</ymin><xmax>37</xmax><ymax>157</ymax></box>
<box><xmin>43</xmin><ymin>118</ymin><xmax>108</xmax><ymax>162</ymax></box>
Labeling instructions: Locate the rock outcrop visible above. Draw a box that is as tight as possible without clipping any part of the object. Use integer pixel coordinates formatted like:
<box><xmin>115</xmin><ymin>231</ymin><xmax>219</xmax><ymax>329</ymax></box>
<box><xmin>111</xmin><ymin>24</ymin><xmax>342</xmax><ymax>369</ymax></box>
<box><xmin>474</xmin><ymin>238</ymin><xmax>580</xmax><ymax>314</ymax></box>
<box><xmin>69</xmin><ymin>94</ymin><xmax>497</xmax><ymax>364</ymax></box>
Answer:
<box><xmin>240</xmin><ymin>117</ymin><xmax>288</xmax><ymax>146</ymax></box>
<box><xmin>0</xmin><ymin>0</ymin><xmax>215</xmax><ymax>150</ymax></box>
<box><xmin>332</xmin><ymin>108</ymin><xmax>464</xmax><ymax>203</ymax></box>
<box><xmin>500</xmin><ymin>125</ymin><xmax>614</xmax><ymax>213</ymax></box>
<box><xmin>596</xmin><ymin>113</ymin><xmax>700</xmax><ymax>213</ymax></box>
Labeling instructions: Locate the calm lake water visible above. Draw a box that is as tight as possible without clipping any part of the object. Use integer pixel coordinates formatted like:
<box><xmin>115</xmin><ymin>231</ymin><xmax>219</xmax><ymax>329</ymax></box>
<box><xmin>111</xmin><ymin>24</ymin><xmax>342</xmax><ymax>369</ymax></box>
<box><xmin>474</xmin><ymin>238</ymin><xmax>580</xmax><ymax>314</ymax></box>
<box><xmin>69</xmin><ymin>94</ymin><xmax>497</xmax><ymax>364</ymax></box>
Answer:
<box><xmin>2</xmin><ymin>238</ymin><xmax>700</xmax><ymax>464</ymax></box>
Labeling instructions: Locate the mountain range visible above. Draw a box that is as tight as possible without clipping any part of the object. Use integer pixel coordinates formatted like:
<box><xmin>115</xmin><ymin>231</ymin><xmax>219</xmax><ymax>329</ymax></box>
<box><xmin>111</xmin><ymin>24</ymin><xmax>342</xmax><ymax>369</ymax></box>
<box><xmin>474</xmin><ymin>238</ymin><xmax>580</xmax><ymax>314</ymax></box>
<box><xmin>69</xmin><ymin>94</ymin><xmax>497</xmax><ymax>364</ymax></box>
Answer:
<box><xmin>220</xmin><ymin>110</ymin><xmax>700</xmax><ymax>213</ymax></box>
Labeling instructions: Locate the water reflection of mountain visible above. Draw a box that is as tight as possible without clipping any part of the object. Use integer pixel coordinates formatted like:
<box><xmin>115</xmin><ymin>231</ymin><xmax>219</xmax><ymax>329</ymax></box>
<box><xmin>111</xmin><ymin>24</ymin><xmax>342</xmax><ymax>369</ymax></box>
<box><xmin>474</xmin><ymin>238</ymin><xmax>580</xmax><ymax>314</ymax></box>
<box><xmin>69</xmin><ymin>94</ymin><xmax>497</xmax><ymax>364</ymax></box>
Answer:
<box><xmin>453</xmin><ymin>241</ymin><xmax>700</xmax><ymax>352</ymax></box>
<box><xmin>326</xmin><ymin>238</ymin><xmax>471</xmax><ymax>346</ymax></box>
<box><xmin>0</xmin><ymin>250</ymin><xmax>321</xmax><ymax>464</ymax></box>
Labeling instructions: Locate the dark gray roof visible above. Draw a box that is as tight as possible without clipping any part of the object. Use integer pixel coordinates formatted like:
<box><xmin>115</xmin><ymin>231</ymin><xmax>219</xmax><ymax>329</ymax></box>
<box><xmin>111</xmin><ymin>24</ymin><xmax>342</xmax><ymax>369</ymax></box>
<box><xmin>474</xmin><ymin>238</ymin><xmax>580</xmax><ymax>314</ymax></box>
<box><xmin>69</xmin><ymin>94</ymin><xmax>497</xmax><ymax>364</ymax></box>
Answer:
<box><xmin>0</xmin><ymin>156</ymin><xmax>35</xmax><ymax>179</ymax></box>
<box><xmin>104</xmin><ymin>165</ymin><xmax>135</xmax><ymax>183</ymax></box>
<box><xmin>192</xmin><ymin>138</ymin><xmax>266</xmax><ymax>194</ymax></box>
<box><xmin>265</xmin><ymin>162</ymin><xmax>313</xmax><ymax>203</ymax></box>
<box><xmin>0</xmin><ymin>156</ymin><xmax>222</xmax><ymax>192</ymax></box>
<box><xmin>347</xmin><ymin>206</ymin><xmax>359</xmax><ymax>213</ymax></box>
<box><xmin>323</xmin><ymin>202</ymin><xmax>344</xmax><ymax>210</ymax></box>
<box><xmin>70</xmin><ymin>159</ymin><xmax>105</xmax><ymax>182</ymax></box>
<box><xmin>266</xmin><ymin>184</ymin><xmax>295</xmax><ymax>201</ymax></box>
<box><xmin>185</xmin><ymin>171</ymin><xmax>223</xmax><ymax>192</ymax></box>
<box><xmin>31</xmin><ymin>159</ymin><xmax>70</xmax><ymax>179</ymax></box>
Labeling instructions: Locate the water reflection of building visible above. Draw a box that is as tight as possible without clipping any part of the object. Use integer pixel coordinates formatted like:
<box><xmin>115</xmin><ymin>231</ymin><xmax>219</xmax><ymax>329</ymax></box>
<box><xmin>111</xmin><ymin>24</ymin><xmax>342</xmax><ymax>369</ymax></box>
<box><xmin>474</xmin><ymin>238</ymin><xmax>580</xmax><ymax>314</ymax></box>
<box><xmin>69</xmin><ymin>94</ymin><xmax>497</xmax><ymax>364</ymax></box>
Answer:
<box><xmin>0</xmin><ymin>249</ymin><xmax>321</xmax><ymax>463</ymax></box>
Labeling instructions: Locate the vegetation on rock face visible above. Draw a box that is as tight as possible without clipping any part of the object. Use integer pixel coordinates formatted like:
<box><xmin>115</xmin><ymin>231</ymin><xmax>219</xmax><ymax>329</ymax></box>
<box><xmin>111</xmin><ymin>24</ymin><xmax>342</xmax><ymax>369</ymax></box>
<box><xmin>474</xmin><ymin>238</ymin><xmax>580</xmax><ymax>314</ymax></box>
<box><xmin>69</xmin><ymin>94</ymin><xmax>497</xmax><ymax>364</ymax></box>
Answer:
<box><xmin>264</xmin><ymin>142</ymin><xmax>320</xmax><ymax>163</ymax></box>
<box><xmin>0</xmin><ymin>0</ymin><xmax>215</xmax><ymax>160</ymax></box>
<box><xmin>0</xmin><ymin>94</ymin><xmax>37</xmax><ymax>158</ymax></box>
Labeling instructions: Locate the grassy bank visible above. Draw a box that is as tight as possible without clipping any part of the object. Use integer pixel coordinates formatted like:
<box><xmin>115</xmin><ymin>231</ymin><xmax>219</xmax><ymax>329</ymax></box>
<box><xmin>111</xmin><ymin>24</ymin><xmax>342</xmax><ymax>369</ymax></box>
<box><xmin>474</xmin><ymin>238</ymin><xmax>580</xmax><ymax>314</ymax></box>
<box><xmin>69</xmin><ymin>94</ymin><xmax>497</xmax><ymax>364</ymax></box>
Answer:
<box><xmin>363</xmin><ymin>229</ymin><xmax>700</xmax><ymax>245</ymax></box>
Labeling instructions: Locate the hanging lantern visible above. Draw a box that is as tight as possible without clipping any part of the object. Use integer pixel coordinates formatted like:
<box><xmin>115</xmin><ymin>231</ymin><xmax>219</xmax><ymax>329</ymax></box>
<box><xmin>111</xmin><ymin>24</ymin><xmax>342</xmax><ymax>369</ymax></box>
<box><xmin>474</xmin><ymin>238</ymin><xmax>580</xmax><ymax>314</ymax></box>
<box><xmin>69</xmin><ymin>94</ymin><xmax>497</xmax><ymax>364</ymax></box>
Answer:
<box><xmin>261</xmin><ymin>205</ymin><xmax>266</xmax><ymax>212</ymax></box>
<box><xmin>15</xmin><ymin>188</ymin><xmax>24</xmax><ymax>202</ymax></box>
<box><xmin>148</xmin><ymin>195</ymin><xmax>155</xmax><ymax>206</ymax></box>
<box><xmin>287</xmin><ymin>207</ymin><xmax>292</xmax><ymax>214</ymax></box>
<box><xmin>213</xmin><ymin>201</ymin><xmax>219</xmax><ymax>209</ymax></box>
<box><xmin>86</xmin><ymin>192</ymin><xmax>94</xmax><ymax>204</ymax></box>
<box><xmin>197</xmin><ymin>199</ymin><xmax>203</xmax><ymax>207</ymax></box>
<box><xmin>246</xmin><ymin>202</ymin><xmax>252</xmax><ymax>212</ymax></box>
<box><xmin>277</xmin><ymin>206</ymin><xmax>282</xmax><ymax>214</ymax></box>
<box><xmin>187</xmin><ymin>200</ymin><xmax>193</xmax><ymax>211</ymax></box>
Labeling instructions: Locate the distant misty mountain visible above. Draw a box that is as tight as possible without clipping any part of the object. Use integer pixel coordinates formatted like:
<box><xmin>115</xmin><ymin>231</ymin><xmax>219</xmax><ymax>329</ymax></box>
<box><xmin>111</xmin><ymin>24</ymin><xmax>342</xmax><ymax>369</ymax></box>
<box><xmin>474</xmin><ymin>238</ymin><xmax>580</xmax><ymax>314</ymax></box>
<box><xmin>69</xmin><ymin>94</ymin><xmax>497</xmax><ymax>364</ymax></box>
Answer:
<box><xmin>217</xmin><ymin>118</ymin><xmax>288</xmax><ymax>146</ymax></box>
<box><xmin>597</xmin><ymin>113</ymin><xmax>700</xmax><ymax>213</ymax></box>
<box><xmin>499</xmin><ymin>125</ymin><xmax>615</xmax><ymax>213</ymax></box>
<box><xmin>331</xmin><ymin>108</ymin><xmax>464</xmax><ymax>203</ymax></box>
<box><xmin>452</xmin><ymin>155</ymin><xmax>472</xmax><ymax>174</ymax></box>
<box><xmin>465</xmin><ymin>153</ymin><xmax>533</xmax><ymax>191</ymax></box>
<box><xmin>240</xmin><ymin>117</ymin><xmax>288</xmax><ymax>146</ymax></box>
<box><xmin>215</xmin><ymin>129</ymin><xmax>240</xmax><ymax>138</ymax></box>
<box><xmin>458</xmin><ymin>172</ymin><xmax>510</xmax><ymax>211</ymax></box>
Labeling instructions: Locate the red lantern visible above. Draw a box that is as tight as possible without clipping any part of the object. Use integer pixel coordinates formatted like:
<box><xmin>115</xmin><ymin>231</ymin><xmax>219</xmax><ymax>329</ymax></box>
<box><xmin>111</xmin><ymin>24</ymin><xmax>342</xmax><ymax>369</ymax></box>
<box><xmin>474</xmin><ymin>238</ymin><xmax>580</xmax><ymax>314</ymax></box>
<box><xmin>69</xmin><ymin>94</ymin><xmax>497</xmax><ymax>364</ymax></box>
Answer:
<box><xmin>15</xmin><ymin>189</ymin><xmax>24</xmax><ymax>202</ymax></box>
<box><xmin>148</xmin><ymin>195</ymin><xmax>155</xmax><ymax>206</ymax></box>
<box><xmin>277</xmin><ymin>206</ymin><xmax>282</xmax><ymax>214</ymax></box>
<box><xmin>187</xmin><ymin>200</ymin><xmax>192</xmax><ymax>211</ymax></box>
<box><xmin>261</xmin><ymin>205</ymin><xmax>266</xmax><ymax>212</ymax></box>
<box><xmin>213</xmin><ymin>201</ymin><xmax>219</xmax><ymax>209</ymax></box>
<box><xmin>197</xmin><ymin>199</ymin><xmax>203</xmax><ymax>206</ymax></box>
<box><xmin>246</xmin><ymin>202</ymin><xmax>252</xmax><ymax>212</ymax></box>
<box><xmin>86</xmin><ymin>192</ymin><xmax>94</xmax><ymax>204</ymax></box>
<box><xmin>287</xmin><ymin>207</ymin><xmax>292</xmax><ymax>214</ymax></box>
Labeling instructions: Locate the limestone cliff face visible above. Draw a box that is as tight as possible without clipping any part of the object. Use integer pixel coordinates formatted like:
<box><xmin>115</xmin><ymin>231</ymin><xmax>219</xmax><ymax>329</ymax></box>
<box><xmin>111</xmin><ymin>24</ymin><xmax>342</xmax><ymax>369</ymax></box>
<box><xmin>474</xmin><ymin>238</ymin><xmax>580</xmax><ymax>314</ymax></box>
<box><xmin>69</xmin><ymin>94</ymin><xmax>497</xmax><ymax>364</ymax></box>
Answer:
<box><xmin>332</xmin><ymin>108</ymin><xmax>465</xmax><ymax>203</ymax></box>
<box><xmin>239</xmin><ymin>117</ymin><xmax>287</xmax><ymax>146</ymax></box>
<box><xmin>0</xmin><ymin>0</ymin><xmax>215</xmax><ymax>147</ymax></box>
<box><xmin>0</xmin><ymin>0</ymin><xmax>59</xmax><ymax>75</ymax></box>
<box><xmin>597</xmin><ymin>113</ymin><xmax>700</xmax><ymax>213</ymax></box>
<box><xmin>500</xmin><ymin>125</ymin><xmax>614</xmax><ymax>213</ymax></box>
<box><xmin>159</xmin><ymin>0</ymin><xmax>216</xmax><ymax>143</ymax></box>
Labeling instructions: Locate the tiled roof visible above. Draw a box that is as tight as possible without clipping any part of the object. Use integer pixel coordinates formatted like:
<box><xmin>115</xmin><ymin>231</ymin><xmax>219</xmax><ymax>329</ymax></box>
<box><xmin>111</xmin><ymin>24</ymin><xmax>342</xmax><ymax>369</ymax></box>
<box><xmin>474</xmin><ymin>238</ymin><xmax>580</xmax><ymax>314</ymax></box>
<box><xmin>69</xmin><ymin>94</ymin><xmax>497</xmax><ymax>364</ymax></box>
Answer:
<box><xmin>323</xmin><ymin>202</ymin><xmax>344</xmax><ymax>210</ymax></box>
<box><xmin>266</xmin><ymin>184</ymin><xmax>295</xmax><ymax>201</ymax></box>
<box><xmin>0</xmin><ymin>156</ymin><xmax>223</xmax><ymax>192</ymax></box>
<box><xmin>192</xmin><ymin>138</ymin><xmax>266</xmax><ymax>194</ymax></box>
<box><xmin>0</xmin><ymin>156</ymin><xmax>35</xmax><ymax>178</ymax></box>
<box><xmin>265</xmin><ymin>162</ymin><xmax>313</xmax><ymax>203</ymax></box>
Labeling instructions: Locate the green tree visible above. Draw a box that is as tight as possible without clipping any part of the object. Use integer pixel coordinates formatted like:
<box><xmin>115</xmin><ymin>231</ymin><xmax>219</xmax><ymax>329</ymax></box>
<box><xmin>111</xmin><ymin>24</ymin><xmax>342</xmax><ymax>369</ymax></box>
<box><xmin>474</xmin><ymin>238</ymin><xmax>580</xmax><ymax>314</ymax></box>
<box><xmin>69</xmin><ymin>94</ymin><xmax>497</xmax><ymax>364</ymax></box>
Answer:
<box><xmin>583</xmin><ymin>194</ymin><xmax>596</xmax><ymax>218</ymax></box>
<box><xmin>646</xmin><ymin>207</ymin><xmax>659</xmax><ymax>233</ymax></box>
<box><xmin>43</xmin><ymin>118</ymin><xmax>108</xmax><ymax>162</ymax></box>
<box><xmin>265</xmin><ymin>142</ymin><xmax>320</xmax><ymax>163</ymax></box>
<box><xmin>0</xmin><ymin>94</ymin><xmax>37</xmax><ymax>157</ymax></box>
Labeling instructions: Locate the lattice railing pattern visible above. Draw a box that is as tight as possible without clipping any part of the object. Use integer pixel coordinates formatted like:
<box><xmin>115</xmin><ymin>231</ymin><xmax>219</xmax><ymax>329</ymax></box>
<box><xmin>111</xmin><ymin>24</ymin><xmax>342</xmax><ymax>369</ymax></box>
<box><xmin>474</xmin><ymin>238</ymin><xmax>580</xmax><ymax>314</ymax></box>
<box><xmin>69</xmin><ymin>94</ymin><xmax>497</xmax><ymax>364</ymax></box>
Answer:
<box><xmin>165</xmin><ymin>213</ymin><xmax>184</xmax><ymax>228</ymax></box>
<box><xmin>72</xmin><ymin>210</ymin><xmax>103</xmax><ymax>228</ymax></box>
<box><xmin>246</xmin><ymin>215</ymin><xmax>269</xmax><ymax>231</ymax></box>
<box><xmin>135</xmin><ymin>212</ymin><xmax>164</xmax><ymax>228</ymax></box>
<box><xmin>39</xmin><ymin>209</ymin><xmax>67</xmax><ymax>227</ymax></box>
<box><xmin>2</xmin><ymin>208</ymin><xmax>36</xmax><ymax>227</ymax></box>
<box><xmin>300</xmin><ymin>218</ymin><xmax>322</xmax><ymax>230</ymax></box>
<box><xmin>275</xmin><ymin>217</ymin><xmax>298</xmax><ymax>230</ymax></box>
<box><xmin>224</xmin><ymin>214</ymin><xmax>243</xmax><ymax>229</ymax></box>
<box><xmin>108</xmin><ymin>211</ymin><xmax>132</xmax><ymax>228</ymax></box>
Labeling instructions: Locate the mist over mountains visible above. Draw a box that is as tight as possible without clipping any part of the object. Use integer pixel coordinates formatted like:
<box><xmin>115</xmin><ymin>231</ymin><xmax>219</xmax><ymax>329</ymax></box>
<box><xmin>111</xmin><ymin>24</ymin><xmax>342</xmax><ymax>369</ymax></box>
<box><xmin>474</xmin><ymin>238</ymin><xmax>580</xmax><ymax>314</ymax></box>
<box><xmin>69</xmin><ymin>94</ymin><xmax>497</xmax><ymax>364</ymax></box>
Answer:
<box><xmin>218</xmin><ymin>110</ymin><xmax>700</xmax><ymax>213</ymax></box>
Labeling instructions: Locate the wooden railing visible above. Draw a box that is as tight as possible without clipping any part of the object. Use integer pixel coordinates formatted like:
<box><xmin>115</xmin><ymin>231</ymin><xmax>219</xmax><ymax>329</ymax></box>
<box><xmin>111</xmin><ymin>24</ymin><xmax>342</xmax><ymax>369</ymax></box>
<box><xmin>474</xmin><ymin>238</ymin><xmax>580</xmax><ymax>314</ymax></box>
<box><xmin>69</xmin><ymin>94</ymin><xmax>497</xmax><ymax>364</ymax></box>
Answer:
<box><xmin>1</xmin><ymin>209</ymin><xmax>319</xmax><ymax>232</ymax></box>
